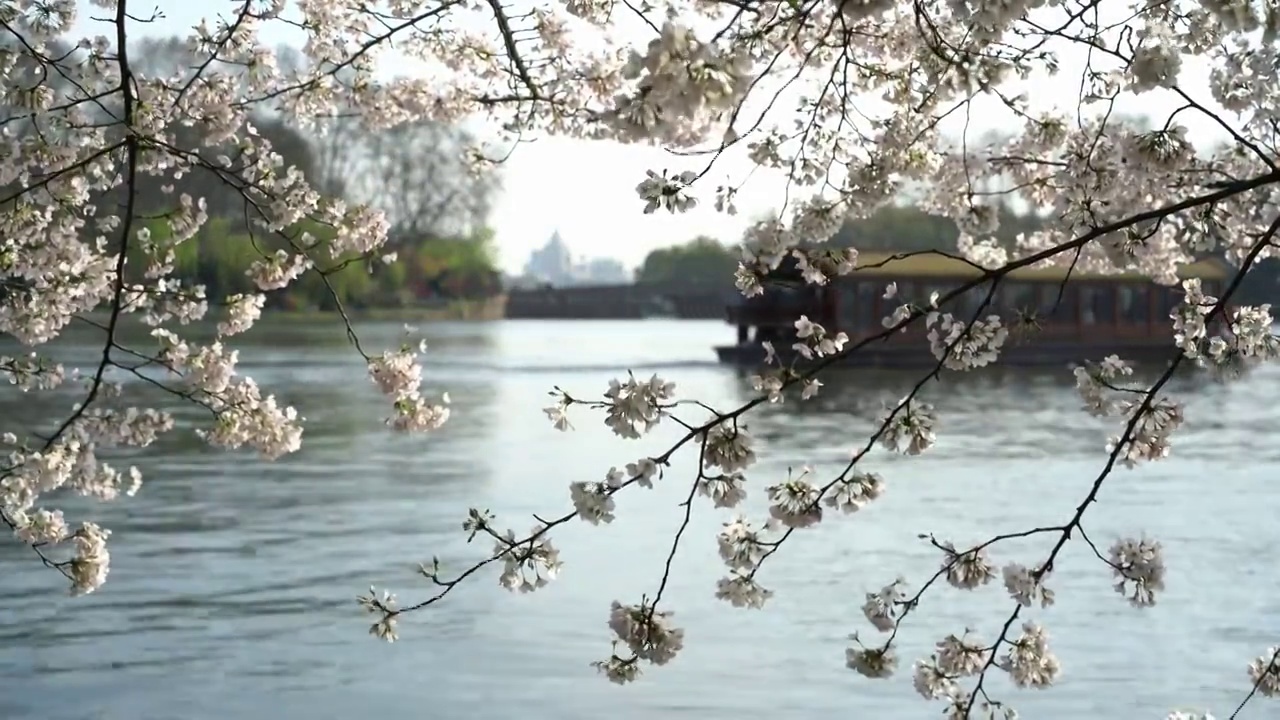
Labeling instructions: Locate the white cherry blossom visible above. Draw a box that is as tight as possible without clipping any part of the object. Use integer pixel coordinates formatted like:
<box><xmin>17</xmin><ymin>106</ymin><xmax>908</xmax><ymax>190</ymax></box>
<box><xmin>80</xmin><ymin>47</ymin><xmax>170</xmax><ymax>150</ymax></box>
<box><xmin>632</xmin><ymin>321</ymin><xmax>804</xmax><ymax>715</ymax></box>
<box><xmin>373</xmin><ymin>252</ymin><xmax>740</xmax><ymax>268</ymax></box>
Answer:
<box><xmin>7</xmin><ymin>1</ymin><xmax>1280</xmax><ymax>715</ymax></box>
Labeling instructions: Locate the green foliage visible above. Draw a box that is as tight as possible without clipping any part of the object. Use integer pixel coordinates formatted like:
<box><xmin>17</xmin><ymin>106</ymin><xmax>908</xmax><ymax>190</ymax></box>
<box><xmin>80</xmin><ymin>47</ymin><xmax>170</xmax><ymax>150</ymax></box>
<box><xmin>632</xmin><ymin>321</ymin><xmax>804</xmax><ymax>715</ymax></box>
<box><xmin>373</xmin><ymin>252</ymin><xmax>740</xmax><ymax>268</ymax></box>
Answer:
<box><xmin>636</xmin><ymin>203</ymin><xmax>1048</xmax><ymax>287</ymax></box>
<box><xmin>6</xmin><ymin>35</ymin><xmax>504</xmax><ymax>314</ymax></box>
<box><xmin>829</xmin><ymin>203</ymin><xmax>1045</xmax><ymax>251</ymax></box>
<box><xmin>126</xmin><ymin>216</ymin><xmax>261</xmax><ymax>299</ymax></box>
<box><xmin>127</xmin><ymin>213</ymin><xmax>501</xmax><ymax>311</ymax></box>
<box><xmin>636</xmin><ymin>235</ymin><xmax>739</xmax><ymax>285</ymax></box>
<box><xmin>406</xmin><ymin>228</ymin><xmax>503</xmax><ymax>300</ymax></box>
<box><xmin>413</xmin><ymin>228</ymin><xmax>497</xmax><ymax>278</ymax></box>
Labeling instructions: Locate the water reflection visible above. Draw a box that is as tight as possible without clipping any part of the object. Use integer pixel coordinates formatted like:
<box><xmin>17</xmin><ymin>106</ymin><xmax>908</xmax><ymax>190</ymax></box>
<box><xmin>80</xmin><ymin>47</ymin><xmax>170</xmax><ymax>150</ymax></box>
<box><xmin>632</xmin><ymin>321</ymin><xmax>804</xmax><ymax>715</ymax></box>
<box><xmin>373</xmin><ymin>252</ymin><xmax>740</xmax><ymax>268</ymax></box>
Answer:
<box><xmin>0</xmin><ymin>319</ymin><xmax>504</xmax><ymax>639</ymax></box>
<box><xmin>729</xmin><ymin>360</ymin><xmax>1252</xmax><ymax>463</ymax></box>
<box><xmin>0</xmin><ymin>320</ymin><xmax>1277</xmax><ymax>719</ymax></box>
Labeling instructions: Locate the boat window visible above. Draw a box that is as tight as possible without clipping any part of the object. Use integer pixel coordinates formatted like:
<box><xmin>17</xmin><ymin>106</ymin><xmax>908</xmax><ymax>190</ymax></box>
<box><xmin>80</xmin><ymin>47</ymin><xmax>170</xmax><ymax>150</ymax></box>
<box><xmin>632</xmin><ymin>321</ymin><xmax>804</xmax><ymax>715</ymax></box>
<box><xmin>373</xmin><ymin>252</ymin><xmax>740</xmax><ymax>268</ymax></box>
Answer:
<box><xmin>1042</xmin><ymin>283</ymin><xmax>1076</xmax><ymax>324</ymax></box>
<box><xmin>1158</xmin><ymin>285</ymin><xmax>1182</xmax><ymax>321</ymax></box>
<box><xmin>1078</xmin><ymin>287</ymin><xmax>1097</xmax><ymax>325</ymax></box>
<box><xmin>957</xmin><ymin>284</ymin><xmax>991</xmax><ymax>319</ymax></box>
<box><xmin>999</xmin><ymin>282</ymin><xmax>1039</xmax><ymax>319</ymax></box>
<box><xmin>856</xmin><ymin>282</ymin><xmax>878</xmax><ymax>330</ymax></box>
<box><xmin>838</xmin><ymin>280</ymin><xmax>880</xmax><ymax>333</ymax></box>
<box><xmin>1118</xmin><ymin>285</ymin><xmax>1149</xmax><ymax>324</ymax></box>
<box><xmin>1079</xmin><ymin>284</ymin><xmax>1115</xmax><ymax>325</ymax></box>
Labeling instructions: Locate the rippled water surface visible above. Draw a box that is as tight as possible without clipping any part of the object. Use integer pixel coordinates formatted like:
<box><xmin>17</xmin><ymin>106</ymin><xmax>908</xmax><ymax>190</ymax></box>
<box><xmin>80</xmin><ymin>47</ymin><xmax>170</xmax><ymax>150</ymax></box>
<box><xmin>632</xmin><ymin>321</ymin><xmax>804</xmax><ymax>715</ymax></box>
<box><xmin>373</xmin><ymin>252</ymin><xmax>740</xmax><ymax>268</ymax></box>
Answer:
<box><xmin>1</xmin><ymin>319</ymin><xmax>1277</xmax><ymax>720</ymax></box>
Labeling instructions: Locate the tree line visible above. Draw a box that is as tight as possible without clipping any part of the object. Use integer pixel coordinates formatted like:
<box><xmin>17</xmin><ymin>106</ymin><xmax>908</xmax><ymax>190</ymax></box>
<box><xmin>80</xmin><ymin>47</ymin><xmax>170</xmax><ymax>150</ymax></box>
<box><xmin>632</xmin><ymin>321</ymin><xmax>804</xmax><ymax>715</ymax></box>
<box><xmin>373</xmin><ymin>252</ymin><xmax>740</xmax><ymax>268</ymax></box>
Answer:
<box><xmin>1</xmin><ymin>35</ymin><xmax>504</xmax><ymax>312</ymax></box>
<box><xmin>635</xmin><ymin>203</ymin><xmax>1279</xmax><ymax>306</ymax></box>
<box><xmin>634</xmin><ymin>202</ymin><xmax>1048</xmax><ymax>286</ymax></box>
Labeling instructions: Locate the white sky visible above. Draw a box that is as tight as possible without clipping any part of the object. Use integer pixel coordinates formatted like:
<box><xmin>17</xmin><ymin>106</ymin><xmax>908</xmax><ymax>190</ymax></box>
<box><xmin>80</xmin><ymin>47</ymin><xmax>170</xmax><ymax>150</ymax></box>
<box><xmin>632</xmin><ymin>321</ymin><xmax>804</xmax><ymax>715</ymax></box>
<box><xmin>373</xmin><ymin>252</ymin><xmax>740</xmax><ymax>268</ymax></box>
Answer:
<box><xmin>65</xmin><ymin>1</ymin><xmax>1237</xmax><ymax>274</ymax></box>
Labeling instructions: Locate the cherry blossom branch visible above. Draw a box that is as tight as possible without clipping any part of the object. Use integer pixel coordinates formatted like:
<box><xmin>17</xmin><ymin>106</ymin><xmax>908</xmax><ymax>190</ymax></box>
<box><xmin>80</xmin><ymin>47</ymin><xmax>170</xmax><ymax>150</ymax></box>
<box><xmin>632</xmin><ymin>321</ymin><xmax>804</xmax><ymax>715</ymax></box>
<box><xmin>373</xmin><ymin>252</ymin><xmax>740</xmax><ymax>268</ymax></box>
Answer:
<box><xmin>956</xmin><ymin>217</ymin><xmax>1280</xmax><ymax>717</ymax></box>
<box><xmin>5</xmin><ymin>4</ymin><xmax>1279</xmax><ymax>717</ymax></box>
<box><xmin>363</xmin><ymin>402</ymin><xmax>754</xmax><ymax>622</ymax></box>
<box><xmin>1231</xmin><ymin>646</ymin><xmax>1280</xmax><ymax>719</ymax></box>
<box><xmin>1</xmin><ymin>0</ymin><xmax>455</xmax><ymax>594</ymax></box>
<box><xmin>369</xmin><ymin>165</ymin><xmax>1280</xmax><ymax>629</ymax></box>
<box><xmin>367</xmin><ymin>151</ymin><xmax>1280</xmax><ymax>717</ymax></box>
<box><xmin>742</xmin><ymin>277</ymin><xmax>1005</xmax><ymax>581</ymax></box>
<box><xmin>0</xmin><ymin>0</ymin><xmax>144</xmax><ymax>591</ymax></box>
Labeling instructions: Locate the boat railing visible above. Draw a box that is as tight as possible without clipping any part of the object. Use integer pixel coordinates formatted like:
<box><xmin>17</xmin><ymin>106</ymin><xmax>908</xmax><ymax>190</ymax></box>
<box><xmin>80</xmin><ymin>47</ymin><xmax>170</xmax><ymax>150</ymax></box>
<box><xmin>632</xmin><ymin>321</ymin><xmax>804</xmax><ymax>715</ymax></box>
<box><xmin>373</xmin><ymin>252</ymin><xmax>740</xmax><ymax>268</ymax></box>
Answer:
<box><xmin>837</xmin><ymin>318</ymin><xmax>1207</xmax><ymax>346</ymax></box>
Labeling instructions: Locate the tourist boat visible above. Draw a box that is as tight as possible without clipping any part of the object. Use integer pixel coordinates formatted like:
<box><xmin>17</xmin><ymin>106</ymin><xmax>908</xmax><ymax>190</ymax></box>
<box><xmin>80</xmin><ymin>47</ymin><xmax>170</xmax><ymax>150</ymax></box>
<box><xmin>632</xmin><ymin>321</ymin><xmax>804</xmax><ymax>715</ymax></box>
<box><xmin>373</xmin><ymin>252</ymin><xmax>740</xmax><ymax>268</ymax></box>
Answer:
<box><xmin>714</xmin><ymin>250</ymin><xmax>1232</xmax><ymax>368</ymax></box>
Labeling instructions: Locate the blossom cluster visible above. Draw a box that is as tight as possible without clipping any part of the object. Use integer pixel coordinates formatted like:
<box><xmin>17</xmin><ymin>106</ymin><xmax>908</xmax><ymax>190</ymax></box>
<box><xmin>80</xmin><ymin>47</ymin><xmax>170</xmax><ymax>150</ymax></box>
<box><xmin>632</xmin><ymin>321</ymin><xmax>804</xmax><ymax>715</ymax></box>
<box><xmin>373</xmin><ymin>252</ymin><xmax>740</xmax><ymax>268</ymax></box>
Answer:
<box><xmin>367</xmin><ymin>336</ymin><xmax>451</xmax><ymax>433</ymax></box>
<box><xmin>1</xmin><ymin>0</ymin><xmax>461</xmax><ymax>593</ymax></box>
<box><xmin>363</xmin><ymin>0</ymin><xmax>1280</xmax><ymax>706</ymax></box>
<box><xmin>6</xmin><ymin>0</ymin><xmax>1280</xmax><ymax>716</ymax></box>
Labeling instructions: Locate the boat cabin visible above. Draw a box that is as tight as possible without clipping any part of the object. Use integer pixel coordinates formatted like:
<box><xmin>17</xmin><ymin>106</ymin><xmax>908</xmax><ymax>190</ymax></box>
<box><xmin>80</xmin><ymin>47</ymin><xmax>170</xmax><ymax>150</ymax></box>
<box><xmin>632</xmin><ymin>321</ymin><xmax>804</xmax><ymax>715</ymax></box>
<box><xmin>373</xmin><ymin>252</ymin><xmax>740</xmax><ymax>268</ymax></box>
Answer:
<box><xmin>716</xmin><ymin>250</ymin><xmax>1231</xmax><ymax>368</ymax></box>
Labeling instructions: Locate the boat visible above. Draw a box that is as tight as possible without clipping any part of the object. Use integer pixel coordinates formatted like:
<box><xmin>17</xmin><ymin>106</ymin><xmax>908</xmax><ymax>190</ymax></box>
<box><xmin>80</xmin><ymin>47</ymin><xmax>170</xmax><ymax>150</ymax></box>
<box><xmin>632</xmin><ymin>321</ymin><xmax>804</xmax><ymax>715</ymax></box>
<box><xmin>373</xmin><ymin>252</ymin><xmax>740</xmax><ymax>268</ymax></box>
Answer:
<box><xmin>714</xmin><ymin>250</ymin><xmax>1231</xmax><ymax>369</ymax></box>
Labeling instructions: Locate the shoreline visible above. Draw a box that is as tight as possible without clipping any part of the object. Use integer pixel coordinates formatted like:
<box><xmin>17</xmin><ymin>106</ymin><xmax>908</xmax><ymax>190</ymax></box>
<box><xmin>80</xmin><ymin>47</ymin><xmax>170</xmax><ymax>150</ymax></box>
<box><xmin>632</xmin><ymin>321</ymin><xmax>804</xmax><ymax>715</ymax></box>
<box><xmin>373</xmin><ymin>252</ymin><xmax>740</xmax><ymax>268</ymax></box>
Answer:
<box><xmin>282</xmin><ymin>294</ymin><xmax>507</xmax><ymax>323</ymax></box>
<box><xmin>273</xmin><ymin>300</ymin><xmax>506</xmax><ymax>323</ymax></box>
<box><xmin>74</xmin><ymin>296</ymin><xmax>508</xmax><ymax>327</ymax></box>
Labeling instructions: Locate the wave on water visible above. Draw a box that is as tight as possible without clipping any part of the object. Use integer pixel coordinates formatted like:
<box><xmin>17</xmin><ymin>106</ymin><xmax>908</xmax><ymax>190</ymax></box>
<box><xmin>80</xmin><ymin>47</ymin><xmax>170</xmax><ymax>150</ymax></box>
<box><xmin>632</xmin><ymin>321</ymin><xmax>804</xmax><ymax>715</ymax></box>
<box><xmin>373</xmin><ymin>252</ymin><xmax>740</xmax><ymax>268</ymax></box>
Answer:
<box><xmin>96</xmin><ymin>357</ymin><xmax>726</xmax><ymax>394</ymax></box>
<box><xmin>421</xmin><ymin>358</ymin><xmax>724</xmax><ymax>374</ymax></box>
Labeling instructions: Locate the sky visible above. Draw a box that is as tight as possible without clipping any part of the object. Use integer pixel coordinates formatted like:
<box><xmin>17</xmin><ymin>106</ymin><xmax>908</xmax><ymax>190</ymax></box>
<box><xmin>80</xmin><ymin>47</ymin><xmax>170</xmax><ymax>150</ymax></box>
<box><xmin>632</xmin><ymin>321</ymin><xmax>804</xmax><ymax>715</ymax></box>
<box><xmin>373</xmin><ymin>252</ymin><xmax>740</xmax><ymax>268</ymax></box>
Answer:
<box><xmin>63</xmin><ymin>1</ymin><xmax>1238</xmax><ymax>275</ymax></box>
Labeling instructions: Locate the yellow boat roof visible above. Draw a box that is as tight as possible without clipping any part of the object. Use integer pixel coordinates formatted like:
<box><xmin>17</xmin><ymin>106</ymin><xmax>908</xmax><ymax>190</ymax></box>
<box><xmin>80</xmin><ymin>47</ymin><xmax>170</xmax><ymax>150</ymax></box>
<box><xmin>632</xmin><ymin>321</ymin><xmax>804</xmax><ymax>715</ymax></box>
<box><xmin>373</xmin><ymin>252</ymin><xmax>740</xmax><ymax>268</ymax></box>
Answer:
<box><xmin>849</xmin><ymin>251</ymin><xmax>1228</xmax><ymax>282</ymax></box>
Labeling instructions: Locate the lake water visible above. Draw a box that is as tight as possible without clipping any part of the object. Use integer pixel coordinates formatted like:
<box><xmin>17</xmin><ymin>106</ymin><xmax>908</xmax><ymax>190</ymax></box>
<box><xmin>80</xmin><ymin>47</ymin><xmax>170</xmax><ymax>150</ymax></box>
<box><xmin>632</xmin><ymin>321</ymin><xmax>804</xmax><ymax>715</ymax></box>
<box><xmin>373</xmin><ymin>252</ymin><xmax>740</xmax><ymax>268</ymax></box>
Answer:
<box><xmin>0</xmin><ymin>318</ymin><xmax>1276</xmax><ymax>720</ymax></box>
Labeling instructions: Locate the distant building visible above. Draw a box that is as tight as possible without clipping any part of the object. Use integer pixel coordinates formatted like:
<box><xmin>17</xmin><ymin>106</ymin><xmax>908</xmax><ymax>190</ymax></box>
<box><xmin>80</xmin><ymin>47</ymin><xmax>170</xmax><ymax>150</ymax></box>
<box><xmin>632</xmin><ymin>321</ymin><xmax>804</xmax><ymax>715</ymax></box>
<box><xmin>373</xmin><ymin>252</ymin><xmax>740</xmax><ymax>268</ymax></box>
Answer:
<box><xmin>577</xmin><ymin>256</ymin><xmax>629</xmax><ymax>285</ymax></box>
<box><xmin>518</xmin><ymin>230</ymin><xmax>630</xmax><ymax>287</ymax></box>
<box><xmin>523</xmin><ymin>230</ymin><xmax>575</xmax><ymax>285</ymax></box>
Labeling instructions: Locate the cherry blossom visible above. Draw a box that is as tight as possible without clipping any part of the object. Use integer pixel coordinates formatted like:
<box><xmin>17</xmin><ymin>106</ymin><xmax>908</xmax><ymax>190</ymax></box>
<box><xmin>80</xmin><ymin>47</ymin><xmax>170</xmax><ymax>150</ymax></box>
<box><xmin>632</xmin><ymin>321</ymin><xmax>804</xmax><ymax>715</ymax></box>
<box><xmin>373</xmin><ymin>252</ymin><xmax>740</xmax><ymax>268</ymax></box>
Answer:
<box><xmin>7</xmin><ymin>0</ymin><xmax>1280</xmax><ymax>716</ymax></box>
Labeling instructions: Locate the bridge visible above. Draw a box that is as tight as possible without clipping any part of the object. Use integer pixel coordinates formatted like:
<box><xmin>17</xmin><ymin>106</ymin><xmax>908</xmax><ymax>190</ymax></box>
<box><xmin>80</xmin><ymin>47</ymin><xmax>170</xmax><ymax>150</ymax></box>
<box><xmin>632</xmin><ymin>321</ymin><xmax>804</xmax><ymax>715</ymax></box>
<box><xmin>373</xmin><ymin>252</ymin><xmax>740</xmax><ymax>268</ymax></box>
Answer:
<box><xmin>505</xmin><ymin>281</ymin><xmax>736</xmax><ymax>319</ymax></box>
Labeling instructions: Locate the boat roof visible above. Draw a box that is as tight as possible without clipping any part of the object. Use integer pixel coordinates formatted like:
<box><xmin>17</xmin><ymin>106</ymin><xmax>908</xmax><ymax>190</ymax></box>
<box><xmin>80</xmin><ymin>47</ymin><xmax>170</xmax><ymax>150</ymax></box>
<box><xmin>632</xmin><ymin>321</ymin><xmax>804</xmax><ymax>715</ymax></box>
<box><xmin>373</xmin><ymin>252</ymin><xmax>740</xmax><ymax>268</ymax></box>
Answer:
<box><xmin>848</xmin><ymin>250</ymin><xmax>1229</xmax><ymax>282</ymax></box>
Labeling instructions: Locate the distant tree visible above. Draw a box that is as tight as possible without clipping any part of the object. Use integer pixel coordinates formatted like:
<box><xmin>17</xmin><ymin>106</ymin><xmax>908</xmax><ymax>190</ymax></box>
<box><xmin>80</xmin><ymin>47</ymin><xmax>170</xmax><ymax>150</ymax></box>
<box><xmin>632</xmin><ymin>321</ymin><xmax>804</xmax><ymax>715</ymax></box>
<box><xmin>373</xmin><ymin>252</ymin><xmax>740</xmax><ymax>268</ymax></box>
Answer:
<box><xmin>360</xmin><ymin>120</ymin><xmax>500</xmax><ymax>242</ymax></box>
<box><xmin>829</xmin><ymin>203</ymin><xmax>1046</xmax><ymax>253</ymax></box>
<box><xmin>102</xmin><ymin>37</ymin><xmax>324</xmax><ymax>229</ymax></box>
<box><xmin>98</xmin><ymin>36</ymin><xmax>502</xmax><ymax>309</ymax></box>
<box><xmin>636</xmin><ymin>236</ymin><xmax>739</xmax><ymax>285</ymax></box>
<box><xmin>125</xmin><ymin>36</ymin><xmax>498</xmax><ymax>250</ymax></box>
<box><xmin>0</xmin><ymin>35</ymin><xmax>78</xmax><ymax>127</ymax></box>
<box><xmin>405</xmin><ymin>228</ymin><xmax>503</xmax><ymax>300</ymax></box>
<box><xmin>119</xmin><ymin>115</ymin><xmax>322</xmax><ymax>226</ymax></box>
<box><xmin>305</xmin><ymin>105</ymin><xmax>501</xmax><ymax>246</ymax></box>
<box><xmin>633</xmin><ymin>208</ymin><xmax>1049</xmax><ymax>289</ymax></box>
